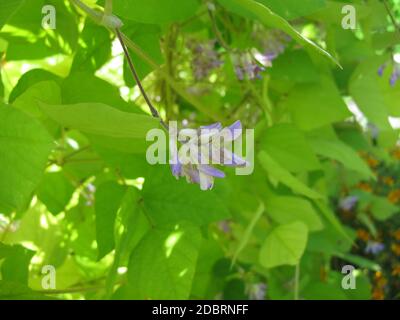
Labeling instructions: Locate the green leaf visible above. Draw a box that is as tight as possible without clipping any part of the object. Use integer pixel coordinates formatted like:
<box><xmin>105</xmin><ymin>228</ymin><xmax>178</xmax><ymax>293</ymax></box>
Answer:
<box><xmin>0</xmin><ymin>244</ymin><xmax>34</xmax><ymax>285</ymax></box>
<box><xmin>61</xmin><ymin>72</ymin><xmax>135</xmax><ymax>113</ymax></box>
<box><xmin>260</xmin><ymin>123</ymin><xmax>321</xmax><ymax>172</ymax></box>
<box><xmin>113</xmin><ymin>0</ymin><xmax>201</xmax><ymax>25</ymax></box>
<box><xmin>369</xmin><ymin>195</ymin><xmax>399</xmax><ymax>221</ymax></box>
<box><xmin>308</xmin><ymin>137</ymin><xmax>374</xmax><ymax>179</ymax></box>
<box><xmin>0</xmin><ymin>105</ymin><xmax>53</xmax><ymax>212</ymax></box>
<box><xmin>128</xmin><ymin>223</ymin><xmax>202</xmax><ymax>299</ymax></box>
<box><xmin>257</xmin><ymin>0</ymin><xmax>326</xmax><ymax>20</ymax></box>
<box><xmin>142</xmin><ymin>168</ymin><xmax>231</xmax><ymax>226</ymax></box>
<box><xmin>123</xmin><ymin>23</ymin><xmax>164</xmax><ymax>83</ymax></box>
<box><xmin>265</xmin><ymin>195</ymin><xmax>323</xmax><ymax>231</ymax></box>
<box><xmin>279</xmin><ymin>76</ymin><xmax>350</xmax><ymax>131</ymax></box>
<box><xmin>0</xmin><ymin>0</ymin><xmax>25</xmax><ymax>30</ymax></box>
<box><xmin>349</xmin><ymin>57</ymin><xmax>392</xmax><ymax>130</ymax></box>
<box><xmin>36</xmin><ymin>172</ymin><xmax>75</xmax><ymax>215</ymax></box>
<box><xmin>8</xmin><ymin>69</ymin><xmax>62</xmax><ymax>103</ymax></box>
<box><xmin>258</xmin><ymin>151</ymin><xmax>322</xmax><ymax>199</ymax></box>
<box><xmin>217</xmin><ymin>0</ymin><xmax>339</xmax><ymax>66</ymax></box>
<box><xmin>71</xmin><ymin>20</ymin><xmax>111</xmax><ymax>72</ymax></box>
<box><xmin>39</xmin><ymin>102</ymin><xmax>159</xmax><ymax>139</ymax></box>
<box><xmin>95</xmin><ymin>181</ymin><xmax>127</xmax><ymax>260</ymax></box>
<box><xmin>259</xmin><ymin>221</ymin><xmax>308</xmax><ymax>268</ymax></box>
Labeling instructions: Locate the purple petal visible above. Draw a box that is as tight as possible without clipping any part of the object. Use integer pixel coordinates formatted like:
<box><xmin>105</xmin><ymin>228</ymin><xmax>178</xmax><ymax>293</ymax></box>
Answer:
<box><xmin>184</xmin><ymin>166</ymin><xmax>200</xmax><ymax>184</ymax></box>
<box><xmin>223</xmin><ymin>151</ymin><xmax>248</xmax><ymax>167</ymax></box>
<box><xmin>170</xmin><ymin>162</ymin><xmax>182</xmax><ymax>178</ymax></box>
<box><xmin>198</xmin><ymin>164</ymin><xmax>225</xmax><ymax>178</ymax></box>
<box><xmin>228</xmin><ymin>120</ymin><xmax>242</xmax><ymax>132</ymax></box>
<box><xmin>199</xmin><ymin>172</ymin><xmax>214</xmax><ymax>190</ymax></box>
<box><xmin>201</xmin><ymin>122</ymin><xmax>222</xmax><ymax>130</ymax></box>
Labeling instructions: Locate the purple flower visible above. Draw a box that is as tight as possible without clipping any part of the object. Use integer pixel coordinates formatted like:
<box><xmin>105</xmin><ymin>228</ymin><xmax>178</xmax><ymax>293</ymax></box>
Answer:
<box><xmin>390</xmin><ymin>67</ymin><xmax>400</xmax><ymax>87</ymax></box>
<box><xmin>248</xmin><ymin>283</ymin><xmax>267</xmax><ymax>300</ymax></box>
<box><xmin>232</xmin><ymin>52</ymin><xmax>265</xmax><ymax>81</ymax></box>
<box><xmin>339</xmin><ymin>195</ymin><xmax>358</xmax><ymax>211</ymax></box>
<box><xmin>188</xmin><ymin>39</ymin><xmax>223</xmax><ymax>81</ymax></box>
<box><xmin>378</xmin><ymin>64</ymin><xmax>386</xmax><ymax>77</ymax></box>
<box><xmin>170</xmin><ymin>120</ymin><xmax>248</xmax><ymax>190</ymax></box>
<box><xmin>365</xmin><ymin>241</ymin><xmax>385</xmax><ymax>255</ymax></box>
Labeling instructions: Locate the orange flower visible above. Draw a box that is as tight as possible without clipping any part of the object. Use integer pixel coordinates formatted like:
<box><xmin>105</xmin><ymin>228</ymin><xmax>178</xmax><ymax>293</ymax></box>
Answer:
<box><xmin>367</xmin><ymin>157</ymin><xmax>379</xmax><ymax>168</ymax></box>
<box><xmin>392</xmin><ymin>265</ymin><xmax>400</xmax><ymax>277</ymax></box>
<box><xmin>372</xmin><ymin>289</ymin><xmax>385</xmax><ymax>300</ymax></box>
<box><xmin>382</xmin><ymin>176</ymin><xmax>394</xmax><ymax>186</ymax></box>
<box><xmin>393</xmin><ymin>229</ymin><xmax>400</xmax><ymax>241</ymax></box>
<box><xmin>374</xmin><ymin>272</ymin><xmax>387</xmax><ymax>288</ymax></box>
<box><xmin>388</xmin><ymin>189</ymin><xmax>400</xmax><ymax>203</ymax></box>
<box><xmin>392</xmin><ymin>148</ymin><xmax>400</xmax><ymax>160</ymax></box>
<box><xmin>391</xmin><ymin>243</ymin><xmax>400</xmax><ymax>256</ymax></box>
<box><xmin>357</xmin><ymin>229</ymin><xmax>370</xmax><ymax>242</ymax></box>
<box><xmin>357</xmin><ymin>182</ymin><xmax>372</xmax><ymax>193</ymax></box>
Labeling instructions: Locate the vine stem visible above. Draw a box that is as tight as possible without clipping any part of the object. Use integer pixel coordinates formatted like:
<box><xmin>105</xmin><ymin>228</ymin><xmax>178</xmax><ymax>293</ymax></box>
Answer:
<box><xmin>294</xmin><ymin>263</ymin><xmax>300</xmax><ymax>300</ymax></box>
<box><xmin>115</xmin><ymin>28</ymin><xmax>169</xmax><ymax>131</ymax></box>
<box><xmin>382</xmin><ymin>0</ymin><xmax>400</xmax><ymax>37</ymax></box>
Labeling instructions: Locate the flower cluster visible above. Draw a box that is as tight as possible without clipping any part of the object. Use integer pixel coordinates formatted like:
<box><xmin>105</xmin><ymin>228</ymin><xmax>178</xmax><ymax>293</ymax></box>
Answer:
<box><xmin>232</xmin><ymin>52</ymin><xmax>265</xmax><ymax>81</ymax></box>
<box><xmin>378</xmin><ymin>60</ymin><xmax>400</xmax><ymax>87</ymax></box>
<box><xmin>170</xmin><ymin>120</ymin><xmax>248</xmax><ymax>190</ymax></box>
<box><xmin>335</xmin><ymin>150</ymin><xmax>400</xmax><ymax>299</ymax></box>
<box><xmin>188</xmin><ymin>39</ymin><xmax>223</xmax><ymax>81</ymax></box>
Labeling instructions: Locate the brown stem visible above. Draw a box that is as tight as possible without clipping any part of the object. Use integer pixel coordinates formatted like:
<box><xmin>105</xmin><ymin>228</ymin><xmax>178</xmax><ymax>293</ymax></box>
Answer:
<box><xmin>115</xmin><ymin>28</ymin><xmax>169</xmax><ymax>130</ymax></box>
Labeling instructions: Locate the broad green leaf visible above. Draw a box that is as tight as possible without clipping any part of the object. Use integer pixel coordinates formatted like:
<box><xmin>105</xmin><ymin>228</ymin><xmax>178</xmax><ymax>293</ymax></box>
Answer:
<box><xmin>113</xmin><ymin>0</ymin><xmax>200</xmax><ymax>25</ymax></box>
<box><xmin>349</xmin><ymin>57</ymin><xmax>392</xmax><ymax>130</ymax></box>
<box><xmin>8</xmin><ymin>69</ymin><xmax>62</xmax><ymax>103</ymax></box>
<box><xmin>61</xmin><ymin>72</ymin><xmax>136</xmax><ymax>113</ymax></box>
<box><xmin>260</xmin><ymin>123</ymin><xmax>321</xmax><ymax>172</ymax></box>
<box><xmin>257</xmin><ymin>0</ymin><xmax>326</xmax><ymax>20</ymax></box>
<box><xmin>3</xmin><ymin>0</ymin><xmax>78</xmax><ymax>59</ymax></box>
<box><xmin>217</xmin><ymin>0</ymin><xmax>339</xmax><ymax>66</ymax></box>
<box><xmin>258</xmin><ymin>151</ymin><xmax>322</xmax><ymax>199</ymax></box>
<box><xmin>270</xmin><ymin>50</ymin><xmax>320</xmax><ymax>84</ymax></box>
<box><xmin>308</xmin><ymin>137</ymin><xmax>374</xmax><ymax>179</ymax></box>
<box><xmin>39</xmin><ymin>102</ymin><xmax>159</xmax><ymax>139</ymax></box>
<box><xmin>0</xmin><ymin>244</ymin><xmax>34</xmax><ymax>285</ymax></box>
<box><xmin>106</xmin><ymin>187</ymin><xmax>149</xmax><ymax>297</ymax></box>
<box><xmin>128</xmin><ymin>223</ymin><xmax>202</xmax><ymax>299</ymax></box>
<box><xmin>265</xmin><ymin>195</ymin><xmax>323</xmax><ymax>231</ymax></box>
<box><xmin>12</xmin><ymin>80</ymin><xmax>61</xmax><ymax>137</ymax></box>
<box><xmin>259</xmin><ymin>221</ymin><xmax>308</xmax><ymax>268</ymax></box>
<box><xmin>36</xmin><ymin>172</ymin><xmax>75</xmax><ymax>216</ymax></box>
<box><xmin>0</xmin><ymin>0</ymin><xmax>25</xmax><ymax>30</ymax></box>
<box><xmin>0</xmin><ymin>105</ymin><xmax>53</xmax><ymax>212</ymax></box>
<box><xmin>142</xmin><ymin>168</ymin><xmax>231</xmax><ymax>226</ymax></box>
<box><xmin>369</xmin><ymin>195</ymin><xmax>399</xmax><ymax>221</ymax></box>
<box><xmin>279</xmin><ymin>76</ymin><xmax>351</xmax><ymax>131</ymax></box>
<box><xmin>71</xmin><ymin>20</ymin><xmax>111</xmax><ymax>72</ymax></box>
<box><xmin>95</xmin><ymin>181</ymin><xmax>127</xmax><ymax>260</ymax></box>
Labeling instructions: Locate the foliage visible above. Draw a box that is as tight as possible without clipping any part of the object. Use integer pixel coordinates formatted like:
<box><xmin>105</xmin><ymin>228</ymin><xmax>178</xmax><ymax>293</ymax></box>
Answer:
<box><xmin>0</xmin><ymin>0</ymin><xmax>400</xmax><ymax>300</ymax></box>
